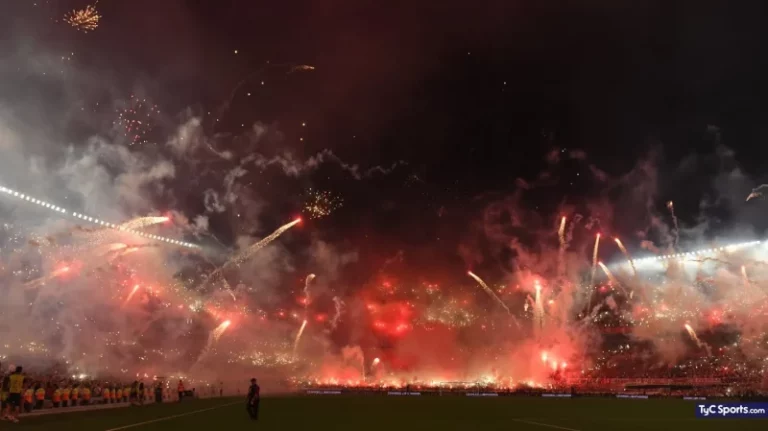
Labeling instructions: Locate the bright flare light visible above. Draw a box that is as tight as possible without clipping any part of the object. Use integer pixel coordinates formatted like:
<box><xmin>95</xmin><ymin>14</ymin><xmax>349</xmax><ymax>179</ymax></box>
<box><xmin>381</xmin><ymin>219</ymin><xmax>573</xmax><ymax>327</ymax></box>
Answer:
<box><xmin>213</xmin><ymin>320</ymin><xmax>232</xmax><ymax>342</ymax></box>
<box><xmin>0</xmin><ymin>185</ymin><xmax>198</xmax><ymax>248</ymax></box>
<box><xmin>124</xmin><ymin>284</ymin><xmax>141</xmax><ymax>304</ymax></box>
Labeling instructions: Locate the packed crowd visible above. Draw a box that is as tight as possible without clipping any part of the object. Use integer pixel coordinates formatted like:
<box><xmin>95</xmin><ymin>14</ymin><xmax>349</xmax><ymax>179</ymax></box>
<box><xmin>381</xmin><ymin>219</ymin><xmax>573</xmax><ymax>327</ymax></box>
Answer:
<box><xmin>300</xmin><ymin>381</ymin><xmax>768</xmax><ymax>398</ymax></box>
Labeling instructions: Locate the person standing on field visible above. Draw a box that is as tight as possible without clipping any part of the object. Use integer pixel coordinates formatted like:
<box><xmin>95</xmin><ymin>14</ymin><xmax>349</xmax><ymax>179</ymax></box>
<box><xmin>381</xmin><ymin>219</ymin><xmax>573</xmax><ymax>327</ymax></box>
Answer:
<box><xmin>246</xmin><ymin>378</ymin><xmax>260</xmax><ymax>420</ymax></box>
<box><xmin>177</xmin><ymin>379</ymin><xmax>184</xmax><ymax>402</ymax></box>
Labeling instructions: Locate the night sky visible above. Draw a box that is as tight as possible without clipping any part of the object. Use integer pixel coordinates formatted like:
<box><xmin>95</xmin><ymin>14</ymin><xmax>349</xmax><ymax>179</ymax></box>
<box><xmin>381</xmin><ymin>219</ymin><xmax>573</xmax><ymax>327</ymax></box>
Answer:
<box><xmin>3</xmin><ymin>0</ymin><xmax>768</xmax><ymax>287</ymax></box>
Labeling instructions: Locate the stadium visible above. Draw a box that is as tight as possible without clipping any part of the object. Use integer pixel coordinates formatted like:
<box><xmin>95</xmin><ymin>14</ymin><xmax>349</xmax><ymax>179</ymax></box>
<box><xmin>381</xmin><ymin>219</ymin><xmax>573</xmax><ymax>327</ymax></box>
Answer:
<box><xmin>2</xmin><ymin>1</ymin><xmax>768</xmax><ymax>429</ymax></box>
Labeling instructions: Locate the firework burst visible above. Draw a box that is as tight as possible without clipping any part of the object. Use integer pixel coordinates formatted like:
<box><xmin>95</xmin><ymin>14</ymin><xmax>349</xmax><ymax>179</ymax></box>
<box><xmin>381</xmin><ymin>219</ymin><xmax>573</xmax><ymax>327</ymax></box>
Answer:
<box><xmin>114</xmin><ymin>95</ymin><xmax>161</xmax><ymax>146</ymax></box>
<box><xmin>64</xmin><ymin>3</ymin><xmax>101</xmax><ymax>33</ymax></box>
<box><xmin>303</xmin><ymin>189</ymin><xmax>343</xmax><ymax>220</ymax></box>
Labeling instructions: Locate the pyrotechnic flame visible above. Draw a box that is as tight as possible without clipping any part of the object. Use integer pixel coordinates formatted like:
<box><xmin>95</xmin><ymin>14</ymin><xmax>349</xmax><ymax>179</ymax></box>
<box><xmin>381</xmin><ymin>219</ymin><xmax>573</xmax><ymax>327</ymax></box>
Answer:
<box><xmin>372</xmin><ymin>357</ymin><xmax>380</xmax><ymax>366</ymax></box>
<box><xmin>64</xmin><ymin>3</ymin><xmax>101</xmax><ymax>33</ymax></box>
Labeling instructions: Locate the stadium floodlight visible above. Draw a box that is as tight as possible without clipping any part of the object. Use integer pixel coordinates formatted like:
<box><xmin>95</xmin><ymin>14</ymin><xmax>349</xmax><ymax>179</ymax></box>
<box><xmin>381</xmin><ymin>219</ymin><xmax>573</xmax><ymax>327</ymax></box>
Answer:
<box><xmin>626</xmin><ymin>239</ymin><xmax>762</xmax><ymax>268</ymax></box>
<box><xmin>0</xmin><ymin>183</ymin><xmax>199</xmax><ymax>249</ymax></box>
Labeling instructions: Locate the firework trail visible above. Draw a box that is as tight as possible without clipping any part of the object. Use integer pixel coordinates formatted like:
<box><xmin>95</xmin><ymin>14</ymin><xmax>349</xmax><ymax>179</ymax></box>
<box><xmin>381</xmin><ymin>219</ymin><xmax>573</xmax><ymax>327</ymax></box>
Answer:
<box><xmin>330</xmin><ymin>296</ymin><xmax>345</xmax><ymax>329</ymax></box>
<box><xmin>746</xmin><ymin>184</ymin><xmax>768</xmax><ymax>201</ymax></box>
<box><xmin>231</xmin><ymin>218</ymin><xmax>301</xmax><ymax>266</ymax></box>
<box><xmin>684</xmin><ymin>324</ymin><xmax>705</xmax><ymax>349</ymax></box>
<box><xmin>289</xmin><ymin>65</ymin><xmax>316</xmax><ymax>73</ymax></box>
<box><xmin>589</xmin><ymin>233</ymin><xmax>601</xmax><ymax>286</ymax></box>
<box><xmin>667</xmin><ymin>201</ymin><xmax>679</xmax><ymax>250</ymax></box>
<box><xmin>304</xmin><ymin>274</ymin><xmax>316</xmax><ymax>303</ymax></box>
<box><xmin>597</xmin><ymin>262</ymin><xmax>617</xmax><ymax>284</ymax></box>
<box><xmin>468</xmin><ymin>271</ymin><xmax>511</xmax><ymax>315</ymax></box>
<box><xmin>533</xmin><ymin>280</ymin><xmax>545</xmax><ymax>335</ymax></box>
<box><xmin>64</xmin><ymin>3</ymin><xmax>101</xmax><ymax>33</ymax></box>
<box><xmin>24</xmin><ymin>265</ymin><xmax>71</xmax><ymax>288</ymax></box>
<box><xmin>293</xmin><ymin>274</ymin><xmax>316</xmax><ymax>357</ymax></box>
<box><xmin>213</xmin><ymin>320</ymin><xmax>231</xmax><ymax>342</ymax></box>
<box><xmin>558</xmin><ymin>216</ymin><xmax>567</xmax><ymax>243</ymax></box>
<box><xmin>293</xmin><ymin>319</ymin><xmax>308</xmax><ymax>358</ymax></box>
<box><xmin>194</xmin><ymin>320</ymin><xmax>232</xmax><ymax>367</ymax></box>
<box><xmin>100</xmin><ymin>244</ymin><xmax>160</xmax><ymax>266</ymax></box>
<box><xmin>341</xmin><ymin>346</ymin><xmax>366</xmax><ymax>382</ymax></box>
<box><xmin>118</xmin><ymin>216</ymin><xmax>169</xmax><ymax>231</ymax></box>
<box><xmin>124</xmin><ymin>284</ymin><xmax>141</xmax><ymax>305</ymax></box>
<box><xmin>204</xmin><ymin>218</ymin><xmax>301</xmax><ymax>285</ymax></box>
<box><xmin>614</xmin><ymin>237</ymin><xmax>637</xmax><ymax>277</ymax></box>
<box><xmin>103</xmin><ymin>243</ymin><xmax>128</xmax><ymax>253</ymax></box>
<box><xmin>741</xmin><ymin>265</ymin><xmax>750</xmax><ymax>288</ymax></box>
<box><xmin>557</xmin><ymin>216</ymin><xmax>567</xmax><ymax>278</ymax></box>
<box><xmin>565</xmin><ymin>214</ymin><xmax>582</xmax><ymax>245</ymax></box>
<box><xmin>598</xmin><ymin>262</ymin><xmax>628</xmax><ymax>296</ymax></box>
<box><xmin>111</xmin><ymin>245</ymin><xmax>152</xmax><ymax>260</ymax></box>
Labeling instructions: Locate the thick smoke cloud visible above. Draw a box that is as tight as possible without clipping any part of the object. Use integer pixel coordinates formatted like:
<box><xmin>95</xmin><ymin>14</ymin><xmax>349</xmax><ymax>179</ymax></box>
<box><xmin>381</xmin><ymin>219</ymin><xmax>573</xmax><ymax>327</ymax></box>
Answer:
<box><xmin>0</xmin><ymin>11</ymin><xmax>366</xmax><ymax>389</ymax></box>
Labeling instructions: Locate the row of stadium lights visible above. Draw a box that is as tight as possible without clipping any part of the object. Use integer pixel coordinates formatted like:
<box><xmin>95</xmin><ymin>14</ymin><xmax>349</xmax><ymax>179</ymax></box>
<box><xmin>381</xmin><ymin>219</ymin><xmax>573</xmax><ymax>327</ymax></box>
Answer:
<box><xmin>0</xmin><ymin>185</ymin><xmax>199</xmax><ymax>249</ymax></box>
<box><xmin>629</xmin><ymin>240</ymin><xmax>763</xmax><ymax>265</ymax></box>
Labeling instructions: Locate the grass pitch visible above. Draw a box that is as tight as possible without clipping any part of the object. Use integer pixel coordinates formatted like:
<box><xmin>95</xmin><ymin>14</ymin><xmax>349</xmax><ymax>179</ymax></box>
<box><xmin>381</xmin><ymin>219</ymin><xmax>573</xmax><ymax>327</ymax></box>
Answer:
<box><xmin>10</xmin><ymin>395</ymin><xmax>768</xmax><ymax>430</ymax></box>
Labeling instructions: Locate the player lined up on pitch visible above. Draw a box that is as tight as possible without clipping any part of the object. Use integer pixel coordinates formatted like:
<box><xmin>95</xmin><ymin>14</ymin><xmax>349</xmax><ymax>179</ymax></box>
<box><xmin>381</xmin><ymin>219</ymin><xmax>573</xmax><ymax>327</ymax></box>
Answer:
<box><xmin>1</xmin><ymin>363</ymin><xmax>183</xmax><ymax>423</ymax></box>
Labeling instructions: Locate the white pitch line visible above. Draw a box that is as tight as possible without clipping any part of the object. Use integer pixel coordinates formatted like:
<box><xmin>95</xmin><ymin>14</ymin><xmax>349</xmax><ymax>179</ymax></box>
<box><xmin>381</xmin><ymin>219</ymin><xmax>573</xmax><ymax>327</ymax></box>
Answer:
<box><xmin>511</xmin><ymin>419</ymin><xmax>582</xmax><ymax>431</ymax></box>
<box><xmin>104</xmin><ymin>401</ymin><xmax>240</xmax><ymax>431</ymax></box>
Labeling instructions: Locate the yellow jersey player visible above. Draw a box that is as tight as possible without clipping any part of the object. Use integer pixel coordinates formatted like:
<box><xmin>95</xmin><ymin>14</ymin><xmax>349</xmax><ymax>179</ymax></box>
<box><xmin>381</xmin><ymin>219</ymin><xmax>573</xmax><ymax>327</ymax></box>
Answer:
<box><xmin>4</xmin><ymin>367</ymin><xmax>24</xmax><ymax>423</ymax></box>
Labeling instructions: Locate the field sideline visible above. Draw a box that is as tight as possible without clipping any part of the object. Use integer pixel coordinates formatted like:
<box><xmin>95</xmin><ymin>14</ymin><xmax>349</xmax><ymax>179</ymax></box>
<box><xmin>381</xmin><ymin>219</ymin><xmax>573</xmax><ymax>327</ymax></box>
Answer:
<box><xmin>9</xmin><ymin>396</ymin><xmax>768</xmax><ymax>430</ymax></box>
